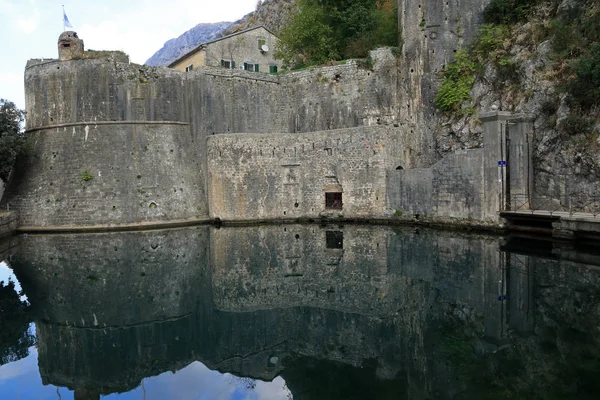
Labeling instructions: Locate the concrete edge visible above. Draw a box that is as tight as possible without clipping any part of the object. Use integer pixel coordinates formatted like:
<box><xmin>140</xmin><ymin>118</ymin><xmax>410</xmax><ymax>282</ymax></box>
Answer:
<box><xmin>217</xmin><ymin>216</ymin><xmax>507</xmax><ymax>234</ymax></box>
<box><xmin>14</xmin><ymin>215</ymin><xmax>506</xmax><ymax>235</ymax></box>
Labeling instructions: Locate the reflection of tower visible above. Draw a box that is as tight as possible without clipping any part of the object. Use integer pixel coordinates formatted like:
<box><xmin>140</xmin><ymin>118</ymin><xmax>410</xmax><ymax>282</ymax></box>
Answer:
<box><xmin>74</xmin><ymin>388</ymin><xmax>100</xmax><ymax>400</ymax></box>
<box><xmin>507</xmin><ymin>253</ymin><xmax>534</xmax><ymax>334</ymax></box>
<box><xmin>484</xmin><ymin>249</ymin><xmax>535</xmax><ymax>342</ymax></box>
<box><xmin>484</xmin><ymin>251</ymin><xmax>508</xmax><ymax>343</ymax></box>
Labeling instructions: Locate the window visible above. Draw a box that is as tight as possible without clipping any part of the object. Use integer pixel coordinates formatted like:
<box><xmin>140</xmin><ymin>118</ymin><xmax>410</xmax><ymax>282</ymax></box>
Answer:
<box><xmin>325</xmin><ymin>192</ymin><xmax>342</xmax><ymax>209</ymax></box>
<box><xmin>220</xmin><ymin>60</ymin><xmax>231</xmax><ymax>68</ymax></box>
<box><xmin>185</xmin><ymin>64</ymin><xmax>193</xmax><ymax>72</ymax></box>
<box><xmin>244</xmin><ymin>62</ymin><xmax>258</xmax><ymax>72</ymax></box>
<box><xmin>326</xmin><ymin>231</ymin><xmax>343</xmax><ymax>249</ymax></box>
<box><xmin>258</xmin><ymin>39</ymin><xmax>266</xmax><ymax>50</ymax></box>
<box><xmin>269</xmin><ymin>65</ymin><xmax>278</xmax><ymax>74</ymax></box>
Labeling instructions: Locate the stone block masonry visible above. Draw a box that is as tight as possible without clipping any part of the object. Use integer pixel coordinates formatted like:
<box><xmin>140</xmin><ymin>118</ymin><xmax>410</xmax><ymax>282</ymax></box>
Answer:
<box><xmin>388</xmin><ymin>149</ymin><xmax>486</xmax><ymax>220</ymax></box>
<box><xmin>207</xmin><ymin>126</ymin><xmax>406</xmax><ymax>221</ymax></box>
<box><xmin>2</xmin><ymin>123</ymin><xmax>205</xmax><ymax>227</ymax></box>
<box><xmin>3</xmin><ymin>24</ymin><xmax>526</xmax><ymax>229</ymax></box>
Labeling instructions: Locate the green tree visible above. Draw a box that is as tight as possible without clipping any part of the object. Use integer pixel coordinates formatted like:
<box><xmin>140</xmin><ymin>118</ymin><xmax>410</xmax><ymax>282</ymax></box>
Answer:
<box><xmin>0</xmin><ymin>99</ymin><xmax>27</xmax><ymax>181</ymax></box>
<box><xmin>567</xmin><ymin>43</ymin><xmax>600</xmax><ymax>109</ymax></box>
<box><xmin>275</xmin><ymin>0</ymin><xmax>398</xmax><ymax>68</ymax></box>
<box><xmin>275</xmin><ymin>0</ymin><xmax>339</xmax><ymax>68</ymax></box>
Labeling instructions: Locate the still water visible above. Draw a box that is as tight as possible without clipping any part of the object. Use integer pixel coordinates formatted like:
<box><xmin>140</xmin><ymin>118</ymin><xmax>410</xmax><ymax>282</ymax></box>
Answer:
<box><xmin>1</xmin><ymin>224</ymin><xmax>599</xmax><ymax>399</ymax></box>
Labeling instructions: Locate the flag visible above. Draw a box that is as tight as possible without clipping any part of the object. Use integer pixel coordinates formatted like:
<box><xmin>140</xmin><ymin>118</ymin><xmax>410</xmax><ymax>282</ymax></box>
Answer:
<box><xmin>63</xmin><ymin>9</ymin><xmax>73</xmax><ymax>29</ymax></box>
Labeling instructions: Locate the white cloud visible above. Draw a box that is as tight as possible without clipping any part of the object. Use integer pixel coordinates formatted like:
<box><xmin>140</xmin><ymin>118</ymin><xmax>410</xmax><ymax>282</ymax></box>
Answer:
<box><xmin>0</xmin><ymin>0</ymin><xmax>13</xmax><ymax>11</ymax></box>
<box><xmin>13</xmin><ymin>7</ymin><xmax>40</xmax><ymax>34</ymax></box>
<box><xmin>75</xmin><ymin>0</ymin><xmax>257</xmax><ymax>64</ymax></box>
<box><xmin>255</xmin><ymin>377</ymin><xmax>293</xmax><ymax>400</ymax></box>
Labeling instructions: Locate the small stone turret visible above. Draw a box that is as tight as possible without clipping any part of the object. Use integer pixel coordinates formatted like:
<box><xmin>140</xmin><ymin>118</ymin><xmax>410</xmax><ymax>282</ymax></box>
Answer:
<box><xmin>58</xmin><ymin>31</ymin><xmax>84</xmax><ymax>60</ymax></box>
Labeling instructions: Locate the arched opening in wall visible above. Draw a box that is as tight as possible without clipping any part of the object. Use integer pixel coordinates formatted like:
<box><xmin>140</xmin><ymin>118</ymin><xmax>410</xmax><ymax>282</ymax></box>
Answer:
<box><xmin>396</xmin><ymin>165</ymin><xmax>404</xmax><ymax>170</ymax></box>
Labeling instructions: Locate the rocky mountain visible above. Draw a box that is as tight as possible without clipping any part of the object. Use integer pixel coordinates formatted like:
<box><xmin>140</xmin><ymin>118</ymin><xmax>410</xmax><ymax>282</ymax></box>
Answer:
<box><xmin>145</xmin><ymin>21</ymin><xmax>232</xmax><ymax>66</ymax></box>
<box><xmin>222</xmin><ymin>0</ymin><xmax>296</xmax><ymax>36</ymax></box>
<box><xmin>145</xmin><ymin>0</ymin><xmax>296</xmax><ymax>67</ymax></box>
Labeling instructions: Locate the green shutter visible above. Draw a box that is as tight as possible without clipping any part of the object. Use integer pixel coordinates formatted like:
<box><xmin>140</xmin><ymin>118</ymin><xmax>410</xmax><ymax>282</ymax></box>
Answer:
<box><xmin>244</xmin><ymin>62</ymin><xmax>248</xmax><ymax>70</ymax></box>
<box><xmin>232</xmin><ymin>61</ymin><xmax>236</xmax><ymax>69</ymax></box>
<box><xmin>220</xmin><ymin>60</ymin><xmax>225</xmax><ymax>67</ymax></box>
<box><xmin>255</xmin><ymin>64</ymin><xmax>259</xmax><ymax>72</ymax></box>
<box><xmin>270</xmin><ymin>65</ymin><xmax>277</xmax><ymax>74</ymax></box>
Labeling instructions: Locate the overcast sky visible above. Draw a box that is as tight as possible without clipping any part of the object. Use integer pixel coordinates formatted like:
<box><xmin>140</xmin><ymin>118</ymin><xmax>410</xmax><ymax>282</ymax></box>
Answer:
<box><xmin>0</xmin><ymin>0</ymin><xmax>259</xmax><ymax>110</ymax></box>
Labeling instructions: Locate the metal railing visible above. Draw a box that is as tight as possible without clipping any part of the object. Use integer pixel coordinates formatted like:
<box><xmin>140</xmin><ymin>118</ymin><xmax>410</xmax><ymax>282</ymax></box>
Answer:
<box><xmin>505</xmin><ymin>193</ymin><xmax>600</xmax><ymax>217</ymax></box>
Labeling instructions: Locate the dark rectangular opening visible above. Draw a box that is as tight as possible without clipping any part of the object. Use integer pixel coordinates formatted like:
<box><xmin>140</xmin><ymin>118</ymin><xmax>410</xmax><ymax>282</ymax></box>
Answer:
<box><xmin>326</xmin><ymin>231</ymin><xmax>343</xmax><ymax>249</ymax></box>
<box><xmin>325</xmin><ymin>192</ymin><xmax>342</xmax><ymax>209</ymax></box>
<box><xmin>61</xmin><ymin>43</ymin><xmax>70</xmax><ymax>48</ymax></box>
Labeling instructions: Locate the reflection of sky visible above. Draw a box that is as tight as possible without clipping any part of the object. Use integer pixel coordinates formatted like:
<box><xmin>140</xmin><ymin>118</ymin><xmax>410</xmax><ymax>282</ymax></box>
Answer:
<box><xmin>0</xmin><ymin>260</ymin><xmax>27</xmax><ymax>302</ymax></box>
<box><xmin>0</xmin><ymin>349</ymin><xmax>291</xmax><ymax>400</ymax></box>
<box><xmin>0</xmin><ymin>263</ymin><xmax>292</xmax><ymax>399</ymax></box>
<box><xmin>0</xmin><ymin>347</ymin><xmax>74</xmax><ymax>399</ymax></box>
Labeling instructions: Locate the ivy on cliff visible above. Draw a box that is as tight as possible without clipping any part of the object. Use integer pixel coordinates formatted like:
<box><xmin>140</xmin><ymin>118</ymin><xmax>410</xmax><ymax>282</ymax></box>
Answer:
<box><xmin>275</xmin><ymin>0</ymin><xmax>398</xmax><ymax>68</ymax></box>
<box><xmin>435</xmin><ymin>50</ymin><xmax>479</xmax><ymax>115</ymax></box>
<box><xmin>0</xmin><ymin>99</ymin><xmax>28</xmax><ymax>181</ymax></box>
<box><xmin>435</xmin><ymin>24</ymin><xmax>514</xmax><ymax>116</ymax></box>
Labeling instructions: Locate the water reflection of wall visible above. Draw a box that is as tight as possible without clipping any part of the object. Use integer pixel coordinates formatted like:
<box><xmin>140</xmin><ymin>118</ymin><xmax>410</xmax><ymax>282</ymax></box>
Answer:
<box><xmin>12</xmin><ymin>227</ymin><xmax>210</xmax><ymax>328</ymax></box>
<box><xmin>210</xmin><ymin>225</ymin><xmax>392</xmax><ymax>314</ymax></box>
<box><xmin>7</xmin><ymin>226</ymin><xmax>600</xmax><ymax>399</ymax></box>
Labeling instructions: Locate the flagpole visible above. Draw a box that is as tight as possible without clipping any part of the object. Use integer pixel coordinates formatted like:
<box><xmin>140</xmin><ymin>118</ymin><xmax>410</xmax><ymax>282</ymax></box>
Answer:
<box><xmin>62</xmin><ymin>5</ymin><xmax>65</xmax><ymax>31</ymax></box>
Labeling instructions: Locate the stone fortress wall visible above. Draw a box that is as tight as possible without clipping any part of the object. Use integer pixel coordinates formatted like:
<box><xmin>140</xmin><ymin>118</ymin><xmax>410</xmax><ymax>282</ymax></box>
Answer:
<box><xmin>0</xmin><ymin>1</ymin><xmax>525</xmax><ymax>228</ymax></box>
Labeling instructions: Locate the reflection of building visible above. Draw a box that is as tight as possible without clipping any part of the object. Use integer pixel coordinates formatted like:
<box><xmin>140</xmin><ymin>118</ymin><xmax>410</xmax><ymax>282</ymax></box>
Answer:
<box><xmin>169</xmin><ymin>26</ymin><xmax>282</xmax><ymax>73</ymax></box>
<box><xmin>8</xmin><ymin>226</ymin><xmax>600</xmax><ymax>399</ymax></box>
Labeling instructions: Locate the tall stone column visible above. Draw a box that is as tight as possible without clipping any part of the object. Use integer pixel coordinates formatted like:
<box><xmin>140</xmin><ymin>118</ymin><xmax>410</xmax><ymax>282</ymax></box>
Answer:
<box><xmin>398</xmin><ymin>0</ymin><xmax>491</xmax><ymax>167</ymax></box>
<box><xmin>480</xmin><ymin>111</ymin><xmax>534</xmax><ymax>218</ymax></box>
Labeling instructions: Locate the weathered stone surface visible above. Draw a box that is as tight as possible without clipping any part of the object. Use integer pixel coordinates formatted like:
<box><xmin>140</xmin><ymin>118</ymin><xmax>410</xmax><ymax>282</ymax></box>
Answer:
<box><xmin>6</xmin><ymin>46</ymin><xmax>409</xmax><ymax>227</ymax></box>
<box><xmin>388</xmin><ymin>149</ymin><xmax>485</xmax><ymax>219</ymax></box>
<box><xmin>207</xmin><ymin>126</ymin><xmax>410</xmax><ymax>220</ymax></box>
<box><xmin>2</xmin><ymin>123</ymin><xmax>205</xmax><ymax>227</ymax></box>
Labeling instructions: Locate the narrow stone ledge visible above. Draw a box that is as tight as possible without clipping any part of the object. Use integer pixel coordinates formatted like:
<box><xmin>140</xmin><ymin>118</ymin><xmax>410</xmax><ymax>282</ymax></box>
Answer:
<box><xmin>17</xmin><ymin>217</ymin><xmax>211</xmax><ymax>234</ymax></box>
<box><xmin>26</xmin><ymin>120</ymin><xmax>190</xmax><ymax>133</ymax></box>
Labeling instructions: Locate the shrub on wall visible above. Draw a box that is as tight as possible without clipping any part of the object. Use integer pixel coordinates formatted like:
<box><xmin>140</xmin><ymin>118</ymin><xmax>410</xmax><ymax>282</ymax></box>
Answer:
<box><xmin>80</xmin><ymin>170</ymin><xmax>93</xmax><ymax>182</ymax></box>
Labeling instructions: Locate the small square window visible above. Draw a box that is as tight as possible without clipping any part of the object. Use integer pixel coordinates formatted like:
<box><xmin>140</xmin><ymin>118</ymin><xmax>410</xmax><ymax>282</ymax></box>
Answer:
<box><xmin>325</xmin><ymin>192</ymin><xmax>342</xmax><ymax>209</ymax></box>
<box><xmin>269</xmin><ymin>65</ymin><xmax>278</xmax><ymax>74</ymax></box>
<box><xmin>326</xmin><ymin>231</ymin><xmax>343</xmax><ymax>249</ymax></box>
<box><xmin>221</xmin><ymin>60</ymin><xmax>231</xmax><ymax>68</ymax></box>
<box><xmin>185</xmin><ymin>64</ymin><xmax>194</xmax><ymax>72</ymax></box>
